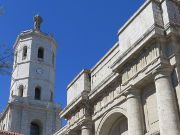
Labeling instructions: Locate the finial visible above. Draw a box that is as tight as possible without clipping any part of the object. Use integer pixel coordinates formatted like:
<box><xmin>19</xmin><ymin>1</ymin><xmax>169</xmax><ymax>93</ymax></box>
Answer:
<box><xmin>33</xmin><ymin>15</ymin><xmax>43</xmax><ymax>31</ymax></box>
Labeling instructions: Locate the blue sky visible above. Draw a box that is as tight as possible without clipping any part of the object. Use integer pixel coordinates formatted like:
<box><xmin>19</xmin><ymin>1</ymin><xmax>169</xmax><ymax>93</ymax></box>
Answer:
<box><xmin>0</xmin><ymin>0</ymin><xmax>144</xmax><ymax>112</ymax></box>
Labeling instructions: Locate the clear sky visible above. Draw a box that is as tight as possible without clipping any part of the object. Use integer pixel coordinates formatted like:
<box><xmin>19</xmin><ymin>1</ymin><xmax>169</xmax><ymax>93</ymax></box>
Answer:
<box><xmin>0</xmin><ymin>0</ymin><xmax>144</xmax><ymax>112</ymax></box>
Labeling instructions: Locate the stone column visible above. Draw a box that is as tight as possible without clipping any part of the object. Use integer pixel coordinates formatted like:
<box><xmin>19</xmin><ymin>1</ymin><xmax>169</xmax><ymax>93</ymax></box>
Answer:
<box><xmin>81</xmin><ymin>122</ymin><xmax>92</xmax><ymax>135</ymax></box>
<box><xmin>126</xmin><ymin>87</ymin><xmax>144</xmax><ymax>135</ymax></box>
<box><xmin>154</xmin><ymin>67</ymin><xmax>180</xmax><ymax>135</ymax></box>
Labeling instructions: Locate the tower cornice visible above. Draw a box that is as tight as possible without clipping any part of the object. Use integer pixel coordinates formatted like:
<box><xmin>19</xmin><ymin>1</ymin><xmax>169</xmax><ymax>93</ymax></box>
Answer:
<box><xmin>13</xmin><ymin>29</ymin><xmax>58</xmax><ymax>49</ymax></box>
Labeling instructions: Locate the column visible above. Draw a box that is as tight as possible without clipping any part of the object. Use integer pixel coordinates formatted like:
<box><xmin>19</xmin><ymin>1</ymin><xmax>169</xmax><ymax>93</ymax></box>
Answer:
<box><xmin>127</xmin><ymin>88</ymin><xmax>144</xmax><ymax>135</ymax></box>
<box><xmin>81</xmin><ymin>122</ymin><xmax>92</xmax><ymax>135</ymax></box>
<box><xmin>154</xmin><ymin>68</ymin><xmax>180</xmax><ymax>135</ymax></box>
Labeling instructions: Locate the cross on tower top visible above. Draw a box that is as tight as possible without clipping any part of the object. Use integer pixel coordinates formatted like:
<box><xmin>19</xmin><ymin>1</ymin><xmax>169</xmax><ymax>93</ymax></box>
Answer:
<box><xmin>33</xmin><ymin>15</ymin><xmax>43</xmax><ymax>31</ymax></box>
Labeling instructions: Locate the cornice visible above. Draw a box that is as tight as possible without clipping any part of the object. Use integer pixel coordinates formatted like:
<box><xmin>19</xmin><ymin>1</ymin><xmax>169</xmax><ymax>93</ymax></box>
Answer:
<box><xmin>8</xmin><ymin>96</ymin><xmax>61</xmax><ymax>113</ymax></box>
<box><xmin>89</xmin><ymin>72</ymin><xmax>118</xmax><ymax>99</ymax></box>
<box><xmin>90</xmin><ymin>42</ymin><xmax>119</xmax><ymax>73</ymax></box>
<box><xmin>13</xmin><ymin>29</ymin><xmax>58</xmax><ymax>49</ymax></box>
<box><xmin>60</xmin><ymin>94</ymin><xmax>82</xmax><ymax>118</ymax></box>
<box><xmin>117</xmin><ymin>0</ymin><xmax>161</xmax><ymax>35</ymax></box>
<box><xmin>112</xmin><ymin>24</ymin><xmax>164</xmax><ymax>72</ymax></box>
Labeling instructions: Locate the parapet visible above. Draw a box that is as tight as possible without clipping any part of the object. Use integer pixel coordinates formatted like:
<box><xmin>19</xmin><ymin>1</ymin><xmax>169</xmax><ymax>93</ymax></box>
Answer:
<box><xmin>67</xmin><ymin>69</ymin><xmax>91</xmax><ymax>105</ymax></box>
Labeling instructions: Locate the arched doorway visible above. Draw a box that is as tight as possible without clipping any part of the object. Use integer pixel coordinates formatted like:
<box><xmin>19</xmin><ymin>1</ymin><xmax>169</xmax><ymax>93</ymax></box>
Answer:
<box><xmin>97</xmin><ymin>107</ymin><xmax>128</xmax><ymax>135</ymax></box>
<box><xmin>30</xmin><ymin>120</ymin><xmax>42</xmax><ymax>135</ymax></box>
<box><xmin>30</xmin><ymin>123</ymin><xmax>40</xmax><ymax>135</ymax></box>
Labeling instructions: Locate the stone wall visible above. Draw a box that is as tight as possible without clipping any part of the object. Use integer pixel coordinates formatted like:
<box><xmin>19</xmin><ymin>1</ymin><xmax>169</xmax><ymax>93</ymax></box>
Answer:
<box><xmin>67</xmin><ymin>70</ymin><xmax>91</xmax><ymax>105</ymax></box>
<box><xmin>118</xmin><ymin>1</ymin><xmax>163</xmax><ymax>54</ymax></box>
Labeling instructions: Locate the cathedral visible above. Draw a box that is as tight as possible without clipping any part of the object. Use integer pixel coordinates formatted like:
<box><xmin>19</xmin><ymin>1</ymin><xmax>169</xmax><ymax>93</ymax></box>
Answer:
<box><xmin>1</xmin><ymin>0</ymin><xmax>180</xmax><ymax>135</ymax></box>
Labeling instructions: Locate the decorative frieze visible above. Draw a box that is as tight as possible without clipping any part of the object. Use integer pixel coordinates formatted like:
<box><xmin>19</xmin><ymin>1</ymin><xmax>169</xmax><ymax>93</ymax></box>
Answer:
<box><xmin>68</xmin><ymin>108</ymin><xmax>84</xmax><ymax>127</ymax></box>
<box><xmin>93</xmin><ymin>81</ymin><xmax>121</xmax><ymax>115</ymax></box>
<box><xmin>122</xmin><ymin>43</ymin><xmax>160</xmax><ymax>85</ymax></box>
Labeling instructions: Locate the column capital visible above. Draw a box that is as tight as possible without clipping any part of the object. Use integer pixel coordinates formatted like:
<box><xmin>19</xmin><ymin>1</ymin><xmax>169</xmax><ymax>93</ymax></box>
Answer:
<box><xmin>124</xmin><ymin>85</ymin><xmax>141</xmax><ymax>98</ymax></box>
<box><xmin>152</xmin><ymin>66</ymin><xmax>172</xmax><ymax>75</ymax></box>
<box><xmin>152</xmin><ymin>66</ymin><xmax>173</xmax><ymax>80</ymax></box>
<box><xmin>81</xmin><ymin>119</ymin><xmax>92</xmax><ymax>127</ymax></box>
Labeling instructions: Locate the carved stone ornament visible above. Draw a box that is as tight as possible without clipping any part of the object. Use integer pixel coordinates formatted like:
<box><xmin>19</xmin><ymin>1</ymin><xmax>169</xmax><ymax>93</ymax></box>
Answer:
<box><xmin>33</xmin><ymin>15</ymin><xmax>43</xmax><ymax>31</ymax></box>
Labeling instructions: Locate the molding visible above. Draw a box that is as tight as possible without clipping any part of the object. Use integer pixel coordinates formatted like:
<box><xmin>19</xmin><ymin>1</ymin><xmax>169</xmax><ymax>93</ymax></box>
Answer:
<box><xmin>60</xmin><ymin>94</ymin><xmax>82</xmax><ymax>118</ymax></box>
<box><xmin>96</xmin><ymin>107</ymin><xmax>127</xmax><ymax>135</ymax></box>
<box><xmin>112</xmin><ymin>24</ymin><xmax>164</xmax><ymax>72</ymax></box>
<box><xmin>8</xmin><ymin>96</ymin><xmax>61</xmax><ymax>113</ymax></box>
<box><xmin>13</xmin><ymin>29</ymin><xmax>58</xmax><ymax>49</ymax></box>
<box><xmin>12</xmin><ymin>59</ymin><xmax>55</xmax><ymax>71</ymax></box>
<box><xmin>90</xmin><ymin>42</ymin><xmax>119</xmax><ymax>73</ymax></box>
<box><xmin>92</xmin><ymin>95</ymin><xmax>126</xmax><ymax>121</ymax></box>
<box><xmin>118</xmin><ymin>0</ymin><xmax>152</xmax><ymax>35</ymax></box>
<box><xmin>10</xmin><ymin>76</ymin><xmax>54</xmax><ymax>91</ymax></box>
<box><xmin>89</xmin><ymin>72</ymin><xmax>118</xmax><ymax>98</ymax></box>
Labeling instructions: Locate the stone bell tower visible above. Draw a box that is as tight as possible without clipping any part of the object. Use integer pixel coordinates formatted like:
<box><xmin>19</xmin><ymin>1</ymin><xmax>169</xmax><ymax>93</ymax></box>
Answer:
<box><xmin>0</xmin><ymin>15</ymin><xmax>61</xmax><ymax>135</ymax></box>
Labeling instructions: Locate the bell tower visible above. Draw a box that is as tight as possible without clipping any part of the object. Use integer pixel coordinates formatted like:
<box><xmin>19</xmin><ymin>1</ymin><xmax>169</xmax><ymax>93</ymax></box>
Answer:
<box><xmin>0</xmin><ymin>15</ymin><xmax>61</xmax><ymax>135</ymax></box>
<box><xmin>10</xmin><ymin>15</ymin><xmax>57</xmax><ymax>103</ymax></box>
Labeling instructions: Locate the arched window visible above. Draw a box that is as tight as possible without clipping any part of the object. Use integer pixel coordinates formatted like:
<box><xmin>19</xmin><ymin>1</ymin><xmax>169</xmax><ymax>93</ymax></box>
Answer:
<box><xmin>38</xmin><ymin>47</ymin><xmax>44</xmax><ymax>59</ymax></box>
<box><xmin>3</xmin><ymin>124</ymin><xmax>5</xmax><ymax>130</ymax></box>
<box><xmin>50</xmin><ymin>91</ymin><xmax>53</xmax><ymax>102</ymax></box>
<box><xmin>22</xmin><ymin>46</ymin><xmax>27</xmax><ymax>59</ymax></box>
<box><xmin>19</xmin><ymin>85</ymin><xmax>24</xmax><ymax>97</ymax></box>
<box><xmin>30</xmin><ymin>122</ymin><xmax>40</xmax><ymax>135</ymax></box>
<box><xmin>14</xmin><ymin>52</ymin><xmax>17</xmax><ymax>64</ymax></box>
<box><xmin>35</xmin><ymin>87</ymin><xmax>41</xmax><ymax>100</ymax></box>
<box><xmin>52</xmin><ymin>52</ymin><xmax>55</xmax><ymax>66</ymax></box>
<box><xmin>11</xmin><ymin>90</ymin><xmax>14</xmax><ymax>97</ymax></box>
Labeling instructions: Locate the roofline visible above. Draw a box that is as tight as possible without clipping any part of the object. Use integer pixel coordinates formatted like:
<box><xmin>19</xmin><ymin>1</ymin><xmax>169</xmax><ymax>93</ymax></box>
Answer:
<box><xmin>90</xmin><ymin>42</ymin><xmax>119</xmax><ymax>72</ymax></box>
<box><xmin>13</xmin><ymin>29</ymin><xmax>58</xmax><ymax>49</ymax></box>
<box><xmin>117</xmin><ymin>0</ymin><xmax>161</xmax><ymax>35</ymax></box>
<box><xmin>67</xmin><ymin>69</ymin><xmax>90</xmax><ymax>90</ymax></box>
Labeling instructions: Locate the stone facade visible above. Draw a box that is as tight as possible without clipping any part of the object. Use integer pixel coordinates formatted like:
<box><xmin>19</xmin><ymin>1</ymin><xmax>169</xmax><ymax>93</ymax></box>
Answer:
<box><xmin>0</xmin><ymin>17</ymin><xmax>61</xmax><ymax>135</ymax></box>
<box><xmin>55</xmin><ymin>0</ymin><xmax>180</xmax><ymax>135</ymax></box>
